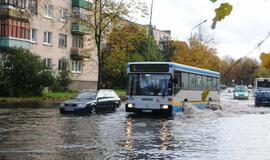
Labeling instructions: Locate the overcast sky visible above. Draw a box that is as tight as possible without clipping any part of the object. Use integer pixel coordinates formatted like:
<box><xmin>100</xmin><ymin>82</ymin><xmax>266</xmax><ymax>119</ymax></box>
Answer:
<box><xmin>135</xmin><ymin>0</ymin><xmax>270</xmax><ymax>60</ymax></box>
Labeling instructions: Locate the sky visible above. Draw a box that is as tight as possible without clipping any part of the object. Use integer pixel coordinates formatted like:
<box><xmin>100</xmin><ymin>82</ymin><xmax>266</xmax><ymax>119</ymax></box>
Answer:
<box><xmin>134</xmin><ymin>0</ymin><xmax>270</xmax><ymax>60</ymax></box>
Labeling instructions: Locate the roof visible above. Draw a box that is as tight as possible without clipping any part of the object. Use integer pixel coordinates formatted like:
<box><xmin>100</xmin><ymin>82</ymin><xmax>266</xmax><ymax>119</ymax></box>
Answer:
<box><xmin>128</xmin><ymin>62</ymin><xmax>220</xmax><ymax>78</ymax></box>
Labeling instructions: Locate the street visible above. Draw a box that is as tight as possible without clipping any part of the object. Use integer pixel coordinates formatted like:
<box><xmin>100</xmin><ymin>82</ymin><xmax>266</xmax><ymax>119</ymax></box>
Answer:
<box><xmin>1</xmin><ymin>90</ymin><xmax>270</xmax><ymax>160</ymax></box>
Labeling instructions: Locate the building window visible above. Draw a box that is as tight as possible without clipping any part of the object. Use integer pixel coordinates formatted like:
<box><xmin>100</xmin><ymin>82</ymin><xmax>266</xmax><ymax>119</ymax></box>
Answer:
<box><xmin>60</xmin><ymin>9</ymin><xmax>68</xmax><ymax>21</ymax></box>
<box><xmin>72</xmin><ymin>35</ymin><xmax>83</xmax><ymax>48</ymax></box>
<box><xmin>71</xmin><ymin>61</ymin><xmax>82</xmax><ymax>73</ymax></box>
<box><xmin>29</xmin><ymin>0</ymin><xmax>37</xmax><ymax>15</ymax></box>
<box><xmin>43</xmin><ymin>58</ymin><xmax>52</xmax><ymax>69</ymax></box>
<box><xmin>30</xmin><ymin>29</ymin><xmax>37</xmax><ymax>42</ymax></box>
<box><xmin>45</xmin><ymin>4</ymin><xmax>54</xmax><ymax>18</ymax></box>
<box><xmin>58</xmin><ymin>59</ymin><xmax>68</xmax><ymax>71</ymax></box>
<box><xmin>59</xmin><ymin>34</ymin><xmax>67</xmax><ymax>48</ymax></box>
<box><xmin>0</xmin><ymin>18</ymin><xmax>30</xmax><ymax>40</ymax></box>
<box><xmin>43</xmin><ymin>31</ymin><xmax>52</xmax><ymax>45</ymax></box>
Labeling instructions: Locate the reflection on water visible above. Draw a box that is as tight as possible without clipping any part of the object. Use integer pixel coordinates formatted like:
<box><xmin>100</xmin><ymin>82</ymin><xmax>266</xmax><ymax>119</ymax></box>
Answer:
<box><xmin>1</xmin><ymin>100</ymin><xmax>270</xmax><ymax>159</ymax></box>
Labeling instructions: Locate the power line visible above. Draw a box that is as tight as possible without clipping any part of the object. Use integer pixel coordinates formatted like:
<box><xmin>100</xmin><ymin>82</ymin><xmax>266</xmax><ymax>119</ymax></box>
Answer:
<box><xmin>222</xmin><ymin>32</ymin><xmax>270</xmax><ymax>77</ymax></box>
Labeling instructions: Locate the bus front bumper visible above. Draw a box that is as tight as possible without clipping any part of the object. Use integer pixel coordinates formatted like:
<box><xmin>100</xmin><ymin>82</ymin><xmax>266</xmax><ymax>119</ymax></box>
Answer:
<box><xmin>125</xmin><ymin>104</ymin><xmax>172</xmax><ymax>114</ymax></box>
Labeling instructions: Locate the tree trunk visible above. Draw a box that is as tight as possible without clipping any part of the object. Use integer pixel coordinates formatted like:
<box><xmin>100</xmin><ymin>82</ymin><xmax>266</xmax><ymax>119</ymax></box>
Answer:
<box><xmin>97</xmin><ymin>44</ymin><xmax>102</xmax><ymax>90</ymax></box>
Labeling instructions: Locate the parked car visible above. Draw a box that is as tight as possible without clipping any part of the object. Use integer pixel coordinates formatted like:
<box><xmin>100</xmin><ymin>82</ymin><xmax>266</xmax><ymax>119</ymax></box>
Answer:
<box><xmin>234</xmin><ymin>85</ymin><xmax>249</xmax><ymax>100</ymax></box>
<box><xmin>255</xmin><ymin>91</ymin><xmax>270</xmax><ymax>107</ymax></box>
<box><xmin>59</xmin><ymin>89</ymin><xmax>121</xmax><ymax>114</ymax></box>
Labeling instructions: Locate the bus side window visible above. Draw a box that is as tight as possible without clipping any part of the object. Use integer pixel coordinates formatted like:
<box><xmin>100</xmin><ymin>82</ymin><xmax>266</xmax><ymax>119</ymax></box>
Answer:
<box><xmin>174</xmin><ymin>74</ymin><xmax>181</xmax><ymax>94</ymax></box>
<box><xmin>196</xmin><ymin>75</ymin><xmax>202</xmax><ymax>90</ymax></box>
<box><xmin>207</xmin><ymin>77</ymin><xmax>212</xmax><ymax>90</ymax></box>
<box><xmin>202</xmin><ymin>76</ymin><xmax>207</xmax><ymax>90</ymax></box>
<box><xmin>181</xmin><ymin>72</ymin><xmax>189</xmax><ymax>90</ymax></box>
<box><xmin>212</xmin><ymin>78</ymin><xmax>217</xmax><ymax>91</ymax></box>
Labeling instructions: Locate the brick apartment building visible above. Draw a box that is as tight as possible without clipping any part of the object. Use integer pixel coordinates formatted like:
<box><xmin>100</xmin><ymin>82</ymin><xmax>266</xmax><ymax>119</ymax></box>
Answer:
<box><xmin>0</xmin><ymin>0</ymin><xmax>98</xmax><ymax>90</ymax></box>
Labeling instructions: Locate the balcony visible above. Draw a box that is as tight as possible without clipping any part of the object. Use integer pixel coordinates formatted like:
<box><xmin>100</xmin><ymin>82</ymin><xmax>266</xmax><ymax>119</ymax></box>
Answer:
<box><xmin>0</xmin><ymin>7</ymin><xmax>31</xmax><ymax>21</ymax></box>
<box><xmin>0</xmin><ymin>37</ymin><xmax>30</xmax><ymax>49</ymax></box>
<box><xmin>71</xmin><ymin>23</ymin><xmax>90</xmax><ymax>34</ymax></box>
<box><xmin>72</xmin><ymin>0</ymin><xmax>92</xmax><ymax>10</ymax></box>
<box><xmin>71</xmin><ymin>47</ymin><xmax>91</xmax><ymax>60</ymax></box>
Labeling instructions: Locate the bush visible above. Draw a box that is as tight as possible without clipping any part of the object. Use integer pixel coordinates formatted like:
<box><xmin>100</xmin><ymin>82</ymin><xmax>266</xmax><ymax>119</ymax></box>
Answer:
<box><xmin>1</xmin><ymin>48</ymin><xmax>55</xmax><ymax>97</ymax></box>
<box><xmin>52</xmin><ymin>59</ymin><xmax>72</xmax><ymax>92</ymax></box>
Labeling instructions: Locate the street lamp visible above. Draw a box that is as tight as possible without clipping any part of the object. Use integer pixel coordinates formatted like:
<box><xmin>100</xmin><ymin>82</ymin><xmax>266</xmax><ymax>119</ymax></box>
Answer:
<box><xmin>190</xmin><ymin>19</ymin><xmax>207</xmax><ymax>41</ymax></box>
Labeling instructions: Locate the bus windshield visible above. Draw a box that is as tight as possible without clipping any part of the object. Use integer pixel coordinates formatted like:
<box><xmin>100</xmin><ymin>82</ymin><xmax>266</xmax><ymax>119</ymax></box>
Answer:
<box><xmin>257</xmin><ymin>81</ymin><xmax>270</xmax><ymax>88</ymax></box>
<box><xmin>128</xmin><ymin>74</ymin><xmax>173</xmax><ymax>96</ymax></box>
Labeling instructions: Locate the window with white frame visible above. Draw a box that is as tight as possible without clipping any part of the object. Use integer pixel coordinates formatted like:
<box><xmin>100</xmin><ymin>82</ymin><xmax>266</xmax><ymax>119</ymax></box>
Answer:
<box><xmin>60</xmin><ymin>8</ymin><xmax>68</xmax><ymax>21</ymax></box>
<box><xmin>43</xmin><ymin>58</ymin><xmax>52</xmax><ymax>69</ymax></box>
<box><xmin>30</xmin><ymin>29</ymin><xmax>37</xmax><ymax>42</ymax></box>
<box><xmin>71</xmin><ymin>61</ymin><xmax>82</xmax><ymax>73</ymax></box>
<box><xmin>45</xmin><ymin>5</ymin><xmax>54</xmax><ymax>18</ymax></box>
<box><xmin>72</xmin><ymin>35</ymin><xmax>83</xmax><ymax>48</ymax></box>
<box><xmin>59</xmin><ymin>34</ymin><xmax>67</xmax><ymax>47</ymax></box>
<box><xmin>43</xmin><ymin>31</ymin><xmax>52</xmax><ymax>45</ymax></box>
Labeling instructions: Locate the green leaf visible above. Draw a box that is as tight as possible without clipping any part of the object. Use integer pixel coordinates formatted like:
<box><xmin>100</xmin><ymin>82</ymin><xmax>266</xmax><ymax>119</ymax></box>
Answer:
<box><xmin>211</xmin><ymin>3</ymin><xmax>233</xmax><ymax>29</ymax></box>
<box><xmin>210</xmin><ymin>0</ymin><xmax>218</xmax><ymax>3</ymax></box>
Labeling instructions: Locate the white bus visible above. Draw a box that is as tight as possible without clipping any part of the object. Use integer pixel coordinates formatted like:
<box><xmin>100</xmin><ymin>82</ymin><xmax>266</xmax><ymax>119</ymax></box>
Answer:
<box><xmin>255</xmin><ymin>78</ymin><xmax>270</xmax><ymax>92</ymax></box>
<box><xmin>126</xmin><ymin>62</ymin><xmax>221</xmax><ymax>114</ymax></box>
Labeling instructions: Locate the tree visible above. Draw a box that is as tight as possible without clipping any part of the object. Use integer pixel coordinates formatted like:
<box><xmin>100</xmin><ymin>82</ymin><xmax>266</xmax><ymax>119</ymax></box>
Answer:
<box><xmin>220</xmin><ymin>56</ymin><xmax>259</xmax><ymax>86</ymax></box>
<box><xmin>103</xmin><ymin>23</ymin><xmax>159</xmax><ymax>88</ymax></box>
<box><xmin>171</xmin><ymin>31</ymin><xmax>221</xmax><ymax>71</ymax></box>
<box><xmin>260</xmin><ymin>53</ymin><xmax>270</xmax><ymax>69</ymax></box>
<box><xmin>1</xmin><ymin>48</ymin><xmax>54</xmax><ymax>96</ymax></box>
<box><xmin>81</xmin><ymin>0</ymin><xmax>147</xmax><ymax>89</ymax></box>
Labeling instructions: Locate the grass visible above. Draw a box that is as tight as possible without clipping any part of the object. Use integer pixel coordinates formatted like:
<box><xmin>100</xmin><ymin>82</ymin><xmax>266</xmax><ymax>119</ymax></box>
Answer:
<box><xmin>0</xmin><ymin>92</ymin><xmax>78</xmax><ymax>103</ymax></box>
<box><xmin>42</xmin><ymin>92</ymin><xmax>78</xmax><ymax>98</ymax></box>
<box><xmin>113</xmin><ymin>88</ymin><xmax>126</xmax><ymax>96</ymax></box>
<box><xmin>0</xmin><ymin>89</ymin><xmax>126</xmax><ymax>103</ymax></box>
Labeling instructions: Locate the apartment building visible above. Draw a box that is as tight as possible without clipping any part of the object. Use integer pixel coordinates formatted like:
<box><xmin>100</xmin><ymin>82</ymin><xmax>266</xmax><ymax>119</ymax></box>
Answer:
<box><xmin>0</xmin><ymin>0</ymin><xmax>98</xmax><ymax>90</ymax></box>
<box><xmin>152</xmin><ymin>27</ymin><xmax>171</xmax><ymax>52</ymax></box>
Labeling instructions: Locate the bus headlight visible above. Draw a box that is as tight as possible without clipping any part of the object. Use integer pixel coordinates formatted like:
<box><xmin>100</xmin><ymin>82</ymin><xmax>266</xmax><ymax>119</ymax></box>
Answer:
<box><xmin>161</xmin><ymin>105</ymin><xmax>169</xmax><ymax>109</ymax></box>
<box><xmin>127</xmin><ymin>103</ymin><xmax>134</xmax><ymax>108</ymax></box>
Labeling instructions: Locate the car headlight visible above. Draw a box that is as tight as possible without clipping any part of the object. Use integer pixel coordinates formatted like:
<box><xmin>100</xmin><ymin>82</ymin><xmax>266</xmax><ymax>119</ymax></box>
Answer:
<box><xmin>60</xmin><ymin>103</ymin><xmax>65</xmax><ymax>108</ymax></box>
<box><xmin>161</xmin><ymin>105</ymin><xmax>169</xmax><ymax>109</ymax></box>
<box><xmin>127</xmin><ymin>103</ymin><xmax>134</xmax><ymax>108</ymax></box>
<box><xmin>78</xmin><ymin>103</ymin><xmax>87</xmax><ymax>108</ymax></box>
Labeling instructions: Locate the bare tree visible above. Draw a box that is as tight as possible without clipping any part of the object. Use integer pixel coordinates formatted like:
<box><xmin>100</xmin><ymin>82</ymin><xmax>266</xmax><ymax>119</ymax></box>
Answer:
<box><xmin>80</xmin><ymin>0</ymin><xmax>147</xmax><ymax>89</ymax></box>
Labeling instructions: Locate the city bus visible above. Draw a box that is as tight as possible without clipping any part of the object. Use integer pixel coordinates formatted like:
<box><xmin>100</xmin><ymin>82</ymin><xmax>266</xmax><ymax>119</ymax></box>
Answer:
<box><xmin>125</xmin><ymin>62</ymin><xmax>221</xmax><ymax>114</ymax></box>
<box><xmin>255</xmin><ymin>78</ymin><xmax>270</xmax><ymax>92</ymax></box>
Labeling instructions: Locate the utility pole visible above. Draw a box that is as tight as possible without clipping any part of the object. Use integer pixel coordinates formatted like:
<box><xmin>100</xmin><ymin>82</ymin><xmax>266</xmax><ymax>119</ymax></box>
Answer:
<box><xmin>147</xmin><ymin>0</ymin><xmax>154</xmax><ymax>61</ymax></box>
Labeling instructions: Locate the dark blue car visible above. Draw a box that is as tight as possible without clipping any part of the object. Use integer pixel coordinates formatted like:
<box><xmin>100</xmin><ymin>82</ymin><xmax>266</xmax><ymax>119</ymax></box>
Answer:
<box><xmin>255</xmin><ymin>91</ymin><xmax>270</xmax><ymax>107</ymax></box>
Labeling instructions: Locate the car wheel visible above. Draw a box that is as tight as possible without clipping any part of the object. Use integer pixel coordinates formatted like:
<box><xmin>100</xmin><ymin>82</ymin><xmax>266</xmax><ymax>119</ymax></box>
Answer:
<box><xmin>90</xmin><ymin>106</ymin><xmax>96</xmax><ymax>114</ymax></box>
<box><xmin>112</xmin><ymin>103</ymin><xmax>117</xmax><ymax>111</ymax></box>
<box><xmin>60</xmin><ymin>109</ymin><xmax>65</xmax><ymax>114</ymax></box>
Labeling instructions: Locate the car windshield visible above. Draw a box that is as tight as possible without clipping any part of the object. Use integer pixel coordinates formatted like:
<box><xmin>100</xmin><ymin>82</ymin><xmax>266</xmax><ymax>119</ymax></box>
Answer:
<box><xmin>257</xmin><ymin>92</ymin><xmax>270</xmax><ymax>97</ymax></box>
<box><xmin>128</xmin><ymin>73</ymin><xmax>173</xmax><ymax>96</ymax></box>
<box><xmin>75</xmin><ymin>91</ymin><xmax>97</xmax><ymax>100</ymax></box>
<box><xmin>235</xmin><ymin>86</ymin><xmax>248</xmax><ymax>92</ymax></box>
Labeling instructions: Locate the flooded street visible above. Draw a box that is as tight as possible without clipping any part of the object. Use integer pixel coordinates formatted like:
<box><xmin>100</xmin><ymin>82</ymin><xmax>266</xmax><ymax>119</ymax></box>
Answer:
<box><xmin>1</xmin><ymin>91</ymin><xmax>270</xmax><ymax>160</ymax></box>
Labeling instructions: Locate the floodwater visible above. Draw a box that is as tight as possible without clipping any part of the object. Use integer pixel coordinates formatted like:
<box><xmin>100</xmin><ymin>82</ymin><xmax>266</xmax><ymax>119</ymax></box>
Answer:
<box><xmin>1</xmin><ymin>91</ymin><xmax>270</xmax><ymax>160</ymax></box>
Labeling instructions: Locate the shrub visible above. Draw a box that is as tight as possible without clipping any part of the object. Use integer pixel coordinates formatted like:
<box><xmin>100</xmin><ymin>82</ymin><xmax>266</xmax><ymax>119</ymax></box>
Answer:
<box><xmin>52</xmin><ymin>59</ymin><xmax>72</xmax><ymax>92</ymax></box>
<box><xmin>1</xmin><ymin>48</ymin><xmax>55</xmax><ymax>97</ymax></box>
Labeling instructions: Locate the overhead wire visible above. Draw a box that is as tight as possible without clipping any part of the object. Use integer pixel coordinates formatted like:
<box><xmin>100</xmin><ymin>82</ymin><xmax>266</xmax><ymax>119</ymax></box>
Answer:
<box><xmin>221</xmin><ymin>32</ymin><xmax>270</xmax><ymax>77</ymax></box>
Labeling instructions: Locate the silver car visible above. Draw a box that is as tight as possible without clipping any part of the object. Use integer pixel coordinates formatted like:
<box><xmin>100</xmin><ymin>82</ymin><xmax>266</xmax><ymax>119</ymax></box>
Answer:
<box><xmin>60</xmin><ymin>89</ymin><xmax>121</xmax><ymax>114</ymax></box>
